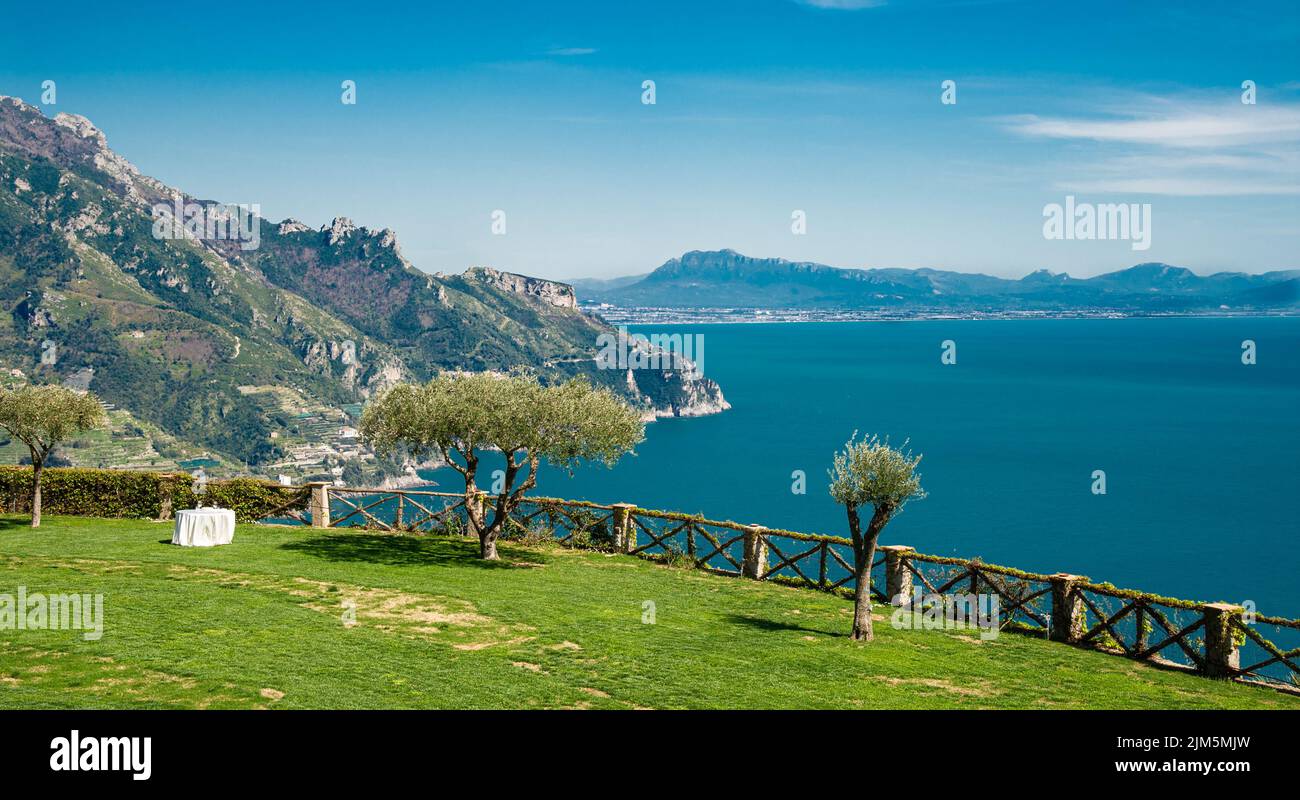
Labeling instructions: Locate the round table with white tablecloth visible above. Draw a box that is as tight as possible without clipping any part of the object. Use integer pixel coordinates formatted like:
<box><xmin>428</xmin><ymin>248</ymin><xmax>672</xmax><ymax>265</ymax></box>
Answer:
<box><xmin>171</xmin><ymin>508</ymin><xmax>236</xmax><ymax>547</ymax></box>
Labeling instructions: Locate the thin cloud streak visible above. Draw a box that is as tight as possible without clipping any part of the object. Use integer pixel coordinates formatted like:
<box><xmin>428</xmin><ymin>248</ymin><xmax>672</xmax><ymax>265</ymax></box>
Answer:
<box><xmin>795</xmin><ymin>0</ymin><xmax>888</xmax><ymax>8</ymax></box>
<box><xmin>1000</xmin><ymin>97</ymin><xmax>1300</xmax><ymax>196</ymax></box>
<box><xmin>1059</xmin><ymin>178</ymin><xmax>1300</xmax><ymax>197</ymax></box>
<box><xmin>1001</xmin><ymin>106</ymin><xmax>1300</xmax><ymax>149</ymax></box>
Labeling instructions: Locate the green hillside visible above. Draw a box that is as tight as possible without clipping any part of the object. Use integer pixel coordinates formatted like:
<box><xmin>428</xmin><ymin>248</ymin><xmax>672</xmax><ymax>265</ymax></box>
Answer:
<box><xmin>0</xmin><ymin>515</ymin><xmax>1293</xmax><ymax>709</ymax></box>
<box><xmin>0</xmin><ymin>96</ymin><xmax>727</xmax><ymax>481</ymax></box>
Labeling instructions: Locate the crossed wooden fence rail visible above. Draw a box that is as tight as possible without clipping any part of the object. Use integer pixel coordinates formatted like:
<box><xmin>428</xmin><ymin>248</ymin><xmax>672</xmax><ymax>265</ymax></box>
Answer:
<box><xmin>269</xmin><ymin>482</ymin><xmax>1300</xmax><ymax>693</ymax></box>
<box><xmin>325</xmin><ymin>488</ymin><xmax>469</xmax><ymax>532</ymax></box>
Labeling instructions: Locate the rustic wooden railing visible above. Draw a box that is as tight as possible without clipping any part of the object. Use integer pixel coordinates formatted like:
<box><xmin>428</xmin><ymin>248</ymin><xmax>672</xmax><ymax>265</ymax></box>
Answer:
<box><xmin>902</xmin><ymin>554</ymin><xmax>1055</xmax><ymax>635</ymax></box>
<box><xmin>267</xmin><ymin>483</ymin><xmax>1300</xmax><ymax>693</ymax></box>
<box><xmin>324</xmin><ymin>487</ymin><xmax>469</xmax><ymax>532</ymax></box>
<box><xmin>1234</xmin><ymin>614</ymin><xmax>1300</xmax><ymax>688</ymax></box>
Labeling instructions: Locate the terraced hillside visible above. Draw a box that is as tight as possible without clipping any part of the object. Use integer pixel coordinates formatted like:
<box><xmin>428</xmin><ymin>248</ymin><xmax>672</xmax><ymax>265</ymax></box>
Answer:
<box><xmin>0</xmin><ymin>96</ymin><xmax>727</xmax><ymax>481</ymax></box>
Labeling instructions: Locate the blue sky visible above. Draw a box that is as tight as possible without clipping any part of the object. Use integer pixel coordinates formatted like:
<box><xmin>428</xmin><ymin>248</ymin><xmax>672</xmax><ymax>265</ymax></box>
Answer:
<box><xmin>2</xmin><ymin>0</ymin><xmax>1297</xmax><ymax>279</ymax></box>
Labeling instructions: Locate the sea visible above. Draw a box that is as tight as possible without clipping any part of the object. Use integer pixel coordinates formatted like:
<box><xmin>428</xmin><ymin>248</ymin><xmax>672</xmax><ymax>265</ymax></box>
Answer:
<box><xmin>424</xmin><ymin>317</ymin><xmax>1300</xmax><ymax>618</ymax></box>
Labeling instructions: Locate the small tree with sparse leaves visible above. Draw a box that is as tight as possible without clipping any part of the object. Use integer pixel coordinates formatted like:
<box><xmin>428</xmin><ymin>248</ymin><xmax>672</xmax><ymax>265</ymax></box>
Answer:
<box><xmin>361</xmin><ymin>372</ymin><xmax>643</xmax><ymax>559</ymax></box>
<box><xmin>829</xmin><ymin>433</ymin><xmax>926</xmax><ymax>641</ymax></box>
<box><xmin>0</xmin><ymin>385</ymin><xmax>106</xmax><ymax>528</ymax></box>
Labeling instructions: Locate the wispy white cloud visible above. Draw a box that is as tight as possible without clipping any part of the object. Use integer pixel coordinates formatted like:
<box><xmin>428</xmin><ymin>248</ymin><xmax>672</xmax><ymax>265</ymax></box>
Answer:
<box><xmin>1000</xmin><ymin>97</ymin><xmax>1300</xmax><ymax>196</ymax></box>
<box><xmin>544</xmin><ymin>47</ymin><xmax>598</xmax><ymax>57</ymax></box>
<box><xmin>1001</xmin><ymin>105</ymin><xmax>1300</xmax><ymax>148</ymax></box>
<box><xmin>795</xmin><ymin>0</ymin><xmax>888</xmax><ymax>9</ymax></box>
<box><xmin>1059</xmin><ymin>178</ymin><xmax>1300</xmax><ymax>197</ymax></box>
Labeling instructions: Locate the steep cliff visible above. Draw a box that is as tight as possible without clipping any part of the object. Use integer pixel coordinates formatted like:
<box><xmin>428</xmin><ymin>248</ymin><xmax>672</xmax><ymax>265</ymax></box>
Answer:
<box><xmin>0</xmin><ymin>96</ymin><xmax>728</xmax><ymax>474</ymax></box>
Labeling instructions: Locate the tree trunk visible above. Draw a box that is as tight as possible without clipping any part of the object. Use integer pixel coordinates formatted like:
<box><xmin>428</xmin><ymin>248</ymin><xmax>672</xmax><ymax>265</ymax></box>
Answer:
<box><xmin>455</xmin><ymin>452</ymin><xmax>480</xmax><ymax>537</ymax></box>
<box><xmin>464</xmin><ymin>488</ymin><xmax>482</xmax><ymax>537</ymax></box>
<box><xmin>850</xmin><ymin>556</ymin><xmax>873</xmax><ymax>640</ymax></box>
<box><xmin>475</xmin><ymin>451</ymin><xmax>536</xmax><ymax>561</ymax></box>
<box><xmin>478</xmin><ymin>499</ymin><xmax>503</xmax><ymax>559</ymax></box>
<box><xmin>30</xmin><ymin>452</ymin><xmax>43</xmax><ymax>529</ymax></box>
<box><xmin>849</xmin><ymin>504</ymin><xmax>893</xmax><ymax>641</ymax></box>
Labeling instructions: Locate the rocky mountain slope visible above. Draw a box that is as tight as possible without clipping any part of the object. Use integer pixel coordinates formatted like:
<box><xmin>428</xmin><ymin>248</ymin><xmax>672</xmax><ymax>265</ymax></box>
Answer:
<box><xmin>0</xmin><ymin>96</ymin><xmax>726</xmax><ymax>477</ymax></box>
<box><xmin>577</xmin><ymin>249</ymin><xmax>1300</xmax><ymax>312</ymax></box>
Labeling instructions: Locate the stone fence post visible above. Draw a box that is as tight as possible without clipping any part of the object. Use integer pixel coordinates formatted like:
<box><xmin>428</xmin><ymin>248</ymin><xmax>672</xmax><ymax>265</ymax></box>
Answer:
<box><xmin>1049</xmin><ymin>573</ymin><xmax>1087</xmax><ymax>643</ymax></box>
<box><xmin>156</xmin><ymin>475</ymin><xmax>177</xmax><ymax>521</ymax></box>
<box><xmin>1201</xmin><ymin>603</ymin><xmax>1244</xmax><ymax>678</ymax></box>
<box><xmin>879</xmin><ymin>545</ymin><xmax>915</xmax><ymax>606</ymax></box>
<box><xmin>155</xmin><ymin>472</ymin><xmax>193</xmax><ymax>521</ymax></box>
<box><xmin>307</xmin><ymin>482</ymin><xmax>331</xmax><ymax>528</ymax></box>
<box><xmin>742</xmin><ymin>525</ymin><xmax>768</xmax><ymax>580</ymax></box>
<box><xmin>610</xmin><ymin>503</ymin><xmax>637</xmax><ymax>554</ymax></box>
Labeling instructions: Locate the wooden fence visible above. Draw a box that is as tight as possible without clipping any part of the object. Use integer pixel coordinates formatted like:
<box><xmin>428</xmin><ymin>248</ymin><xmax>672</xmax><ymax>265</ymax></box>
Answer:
<box><xmin>266</xmin><ymin>482</ymin><xmax>1300</xmax><ymax>694</ymax></box>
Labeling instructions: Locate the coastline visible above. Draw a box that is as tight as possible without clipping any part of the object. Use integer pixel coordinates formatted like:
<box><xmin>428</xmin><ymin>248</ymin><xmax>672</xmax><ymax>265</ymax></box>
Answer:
<box><xmin>588</xmin><ymin>307</ymin><xmax>1300</xmax><ymax>325</ymax></box>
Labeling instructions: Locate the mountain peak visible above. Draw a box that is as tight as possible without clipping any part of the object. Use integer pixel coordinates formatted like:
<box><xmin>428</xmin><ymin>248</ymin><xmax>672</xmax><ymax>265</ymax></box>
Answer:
<box><xmin>661</xmin><ymin>249</ymin><xmax>799</xmax><ymax>277</ymax></box>
<box><xmin>0</xmin><ymin>99</ymin><xmax>728</xmax><ymax>475</ymax></box>
<box><xmin>0</xmin><ymin>95</ymin><xmax>172</xmax><ymax>204</ymax></box>
<box><xmin>1090</xmin><ymin>263</ymin><xmax>1199</xmax><ymax>291</ymax></box>
<box><xmin>52</xmin><ymin>112</ymin><xmax>109</xmax><ymax>148</ymax></box>
<box><xmin>1122</xmin><ymin>262</ymin><xmax>1190</xmax><ymax>275</ymax></box>
<box><xmin>277</xmin><ymin>219</ymin><xmax>313</xmax><ymax>235</ymax></box>
<box><xmin>464</xmin><ymin>267</ymin><xmax>577</xmax><ymax>308</ymax></box>
<box><xmin>0</xmin><ymin>95</ymin><xmax>40</xmax><ymax>115</ymax></box>
<box><xmin>1022</xmin><ymin>268</ymin><xmax>1070</xmax><ymax>283</ymax></box>
<box><xmin>323</xmin><ymin>216</ymin><xmax>358</xmax><ymax>244</ymax></box>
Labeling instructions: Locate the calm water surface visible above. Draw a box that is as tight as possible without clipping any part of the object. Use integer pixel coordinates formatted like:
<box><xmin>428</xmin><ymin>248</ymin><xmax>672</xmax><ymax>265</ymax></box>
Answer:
<box><xmin>428</xmin><ymin>318</ymin><xmax>1300</xmax><ymax>616</ymax></box>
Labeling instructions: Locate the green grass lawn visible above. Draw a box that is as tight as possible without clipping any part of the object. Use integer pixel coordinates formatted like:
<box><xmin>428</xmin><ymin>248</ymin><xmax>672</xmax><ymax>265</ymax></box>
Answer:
<box><xmin>0</xmin><ymin>514</ymin><xmax>1294</xmax><ymax>710</ymax></box>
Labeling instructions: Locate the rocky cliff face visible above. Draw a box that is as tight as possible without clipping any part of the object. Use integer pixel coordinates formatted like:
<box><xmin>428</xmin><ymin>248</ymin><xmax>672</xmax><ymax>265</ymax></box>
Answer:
<box><xmin>463</xmin><ymin>267</ymin><xmax>577</xmax><ymax>308</ymax></box>
<box><xmin>247</xmin><ymin>207</ymin><xmax>728</xmax><ymax>420</ymax></box>
<box><xmin>0</xmin><ymin>97</ymin><xmax>414</xmax><ymax>464</ymax></box>
<box><xmin>0</xmin><ymin>96</ymin><xmax>728</xmax><ymax>469</ymax></box>
<box><xmin>0</xmin><ymin>98</ymin><xmax>172</xmax><ymax>205</ymax></box>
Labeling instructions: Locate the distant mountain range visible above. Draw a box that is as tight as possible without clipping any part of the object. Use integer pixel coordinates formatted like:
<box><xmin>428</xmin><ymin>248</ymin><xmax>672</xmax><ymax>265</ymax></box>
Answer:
<box><xmin>571</xmin><ymin>250</ymin><xmax>1300</xmax><ymax>312</ymax></box>
<box><xmin>0</xmin><ymin>97</ymin><xmax>725</xmax><ymax>479</ymax></box>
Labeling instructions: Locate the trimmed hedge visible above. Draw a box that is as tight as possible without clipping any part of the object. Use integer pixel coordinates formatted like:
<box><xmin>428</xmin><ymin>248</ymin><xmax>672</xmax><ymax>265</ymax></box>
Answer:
<box><xmin>0</xmin><ymin>466</ymin><xmax>309</xmax><ymax>523</ymax></box>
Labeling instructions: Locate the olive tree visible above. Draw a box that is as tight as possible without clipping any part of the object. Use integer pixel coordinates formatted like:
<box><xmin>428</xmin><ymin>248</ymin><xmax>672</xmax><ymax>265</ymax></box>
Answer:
<box><xmin>828</xmin><ymin>433</ymin><xmax>925</xmax><ymax>641</ymax></box>
<box><xmin>0</xmin><ymin>385</ymin><xmax>106</xmax><ymax>528</ymax></box>
<box><xmin>361</xmin><ymin>372</ymin><xmax>643</xmax><ymax>559</ymax></box>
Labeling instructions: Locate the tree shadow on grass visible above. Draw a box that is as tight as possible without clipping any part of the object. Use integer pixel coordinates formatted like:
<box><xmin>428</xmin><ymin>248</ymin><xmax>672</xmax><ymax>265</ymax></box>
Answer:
<box><xmin>724</xmin><ymin>613</ymin><xmax>837</xmax><ymax>637</ymax></box>
<box><xmin>0</xmin><ymin>517</ymin><xmax>32</xmax><ymax>532</ymax></box>
<box><xmin>278</xmin><ymin>533</ymin><xmax>541</xmax><ymax>570</ymax></box>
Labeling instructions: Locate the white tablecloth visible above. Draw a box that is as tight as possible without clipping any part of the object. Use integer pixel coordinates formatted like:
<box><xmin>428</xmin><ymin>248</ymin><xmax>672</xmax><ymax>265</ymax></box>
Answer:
<box><xmin>172</xmin><ymin>508</ymin><xmax>236</xmax><ymax>547</ymax></box>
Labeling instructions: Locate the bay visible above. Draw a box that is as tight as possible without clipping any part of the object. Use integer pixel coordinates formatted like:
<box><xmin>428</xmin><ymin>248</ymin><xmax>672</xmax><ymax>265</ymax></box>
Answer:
<box><xmin>428</xmin><ymin>317</ymin><xmax>1300</xmax><ymax>618</ymax></box>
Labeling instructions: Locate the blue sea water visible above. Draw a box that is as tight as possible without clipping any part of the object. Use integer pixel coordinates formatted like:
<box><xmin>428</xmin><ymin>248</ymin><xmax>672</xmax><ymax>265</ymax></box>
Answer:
<box><xmin>430</xmin><ymin>318</ymin><xmax>1300</xmax><ymax>618</ymax></box>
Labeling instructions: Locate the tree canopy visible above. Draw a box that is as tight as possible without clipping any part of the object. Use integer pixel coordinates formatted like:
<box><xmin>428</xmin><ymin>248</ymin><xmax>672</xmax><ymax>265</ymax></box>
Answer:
<box><xmin>0</xmin><ymin>383</ymin><xmax>106</xmax><ymax>527</ymax></box>
<box><xmin>828</xmin><ymin>433</ymin><xmax>926</xmax><ymax>515</ymax></box>
<box><xmin>361</xmin><ymin>372</ymin><xmax>643</xmax><ymax>470</ymax></box>
<box><xmin>0</xmin><ymin>384</ymin><xmax>105</xmax><ymax>462</ymax></box>
<box><xmin>361</xmin><ymin>371</ymin><xmax>643</xmax><ymax>558</ymax></box>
